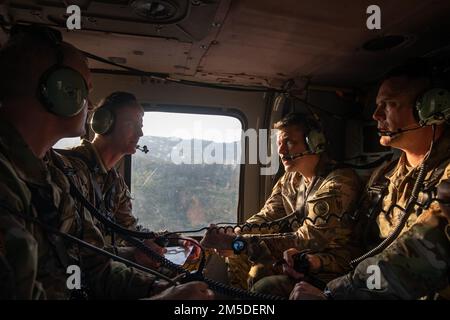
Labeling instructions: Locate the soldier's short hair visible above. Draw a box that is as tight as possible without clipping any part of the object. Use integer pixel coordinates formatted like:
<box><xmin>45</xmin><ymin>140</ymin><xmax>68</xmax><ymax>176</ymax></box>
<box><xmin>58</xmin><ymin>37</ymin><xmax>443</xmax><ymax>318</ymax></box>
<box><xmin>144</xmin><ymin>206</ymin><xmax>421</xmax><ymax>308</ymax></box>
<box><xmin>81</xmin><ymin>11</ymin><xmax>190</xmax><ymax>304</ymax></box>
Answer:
<box><xmin>0</xmin><ymin>28</ymin><xmax>51</xmax><ymax>100</ymax></box>
<box><xmin>0</xmin><ymin>25</ymin><xmax>66</xmax><ymax>100</ymax></box>
<box><xmin>96</xmin><ymin>91</ymin><xmax>140</xmax><ymax>115</ymax></box>
<box><xmin>274</xmin><ymin>112</ymin><xmax>321</xmax><ymax>136</ymax></box>
<box><xmin>380</xmin><ymin>58</ymin><xmax>450</xmax><ymax>103</ymax></box>
<box><xmin>379</xmin><ymin>58</ymin><xmax>450</xmax><ymax>93</ymax></box>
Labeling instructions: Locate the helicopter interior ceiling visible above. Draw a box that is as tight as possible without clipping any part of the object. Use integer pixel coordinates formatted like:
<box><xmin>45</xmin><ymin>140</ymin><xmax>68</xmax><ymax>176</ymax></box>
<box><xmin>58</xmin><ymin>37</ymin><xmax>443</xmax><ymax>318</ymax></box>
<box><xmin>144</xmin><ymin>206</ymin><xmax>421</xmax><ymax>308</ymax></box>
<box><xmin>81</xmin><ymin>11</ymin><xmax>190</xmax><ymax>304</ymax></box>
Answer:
<box><xmin>2</xmin><ymin>0</ymin><xmax>450</xmax><ymax>88</ymax></box>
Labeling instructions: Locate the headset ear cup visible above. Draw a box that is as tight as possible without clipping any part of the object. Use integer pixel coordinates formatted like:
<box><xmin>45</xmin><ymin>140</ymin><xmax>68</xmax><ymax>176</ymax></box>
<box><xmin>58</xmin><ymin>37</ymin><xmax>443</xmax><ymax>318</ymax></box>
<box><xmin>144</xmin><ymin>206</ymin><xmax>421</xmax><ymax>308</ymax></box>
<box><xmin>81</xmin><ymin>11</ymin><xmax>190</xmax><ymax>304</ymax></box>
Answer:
<box><xmin>39</xmin><ymin>66</ymin><xmax>88</xmax><ymax>117</ymax></box>
<box><xmin>306</xmin><ymin>129</ymin><xmax>327</xmax><ymax>154</ymax></box>
<box><xmin>416</xmin><ymin>88</ymin><xmax>450</xmax><ymax>126</ymax></box>
<box><xmin>91</xmin><ymin>108</ymin><xmax>115</xmax><ymax>135</ymax></box>
<box><xmin>413</xmin><ymin>96</ymin><xmax>421</xmax><ymax>123</ymax></box>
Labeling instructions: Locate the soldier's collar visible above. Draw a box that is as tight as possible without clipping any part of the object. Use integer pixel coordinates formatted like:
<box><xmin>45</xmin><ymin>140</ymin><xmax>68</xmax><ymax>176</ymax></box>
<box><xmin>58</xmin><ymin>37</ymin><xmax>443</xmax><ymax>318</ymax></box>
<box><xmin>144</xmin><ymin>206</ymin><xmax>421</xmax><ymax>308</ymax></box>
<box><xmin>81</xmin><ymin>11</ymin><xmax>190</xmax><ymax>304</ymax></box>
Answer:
<box><xmin>385</xmin><ymin>154</ymin><xmax>409</xmax><ymax>183</ymax></box>
<box><xmin>422</xmin><ymin>126</ymin><xmax>450</xmax><ymax>171</ymax></box>
<box><xmin>82</xmin><ymin>140</ymin><xmax>109</xmax><ymax>175</ymax></box>
<box><xmin>314</xmin><ymin>154</ymin><xmax>333</xmax><ymax>178</ymax></box>
<box><xmin>297</xmin><ymin>155</ymin><xmax>331</xmax><ymax>187</ymax></box>
<box><xmin>0</xmin><ymin>117</ymin><xmax>51</xmax><ymax>187</ymax></box>
<box><xmin>385</xmin><ymin>127</ymin><xmax>450</xmax><ymax>182</ymax></box>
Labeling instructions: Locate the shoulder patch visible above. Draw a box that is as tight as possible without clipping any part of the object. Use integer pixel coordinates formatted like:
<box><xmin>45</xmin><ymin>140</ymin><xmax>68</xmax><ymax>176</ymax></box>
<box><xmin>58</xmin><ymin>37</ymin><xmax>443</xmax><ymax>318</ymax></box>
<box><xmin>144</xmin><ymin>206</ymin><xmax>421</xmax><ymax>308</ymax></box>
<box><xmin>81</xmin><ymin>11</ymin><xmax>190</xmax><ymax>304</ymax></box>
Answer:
<box><xmin>313</xmin><ymin>200</ymin><xmax>330</xmax><ymax>216</ymax></box>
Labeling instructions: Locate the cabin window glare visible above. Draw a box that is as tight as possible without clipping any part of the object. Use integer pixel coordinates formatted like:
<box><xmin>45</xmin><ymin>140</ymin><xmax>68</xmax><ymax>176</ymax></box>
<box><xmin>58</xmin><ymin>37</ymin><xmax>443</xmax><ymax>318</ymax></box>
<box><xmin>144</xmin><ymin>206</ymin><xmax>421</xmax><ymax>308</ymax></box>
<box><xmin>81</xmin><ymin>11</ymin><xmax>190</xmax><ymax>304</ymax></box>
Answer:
<box><xmin>131</xmin><ymin>111</ymin><xmax>242</xmax><ymax>234</ymax></box>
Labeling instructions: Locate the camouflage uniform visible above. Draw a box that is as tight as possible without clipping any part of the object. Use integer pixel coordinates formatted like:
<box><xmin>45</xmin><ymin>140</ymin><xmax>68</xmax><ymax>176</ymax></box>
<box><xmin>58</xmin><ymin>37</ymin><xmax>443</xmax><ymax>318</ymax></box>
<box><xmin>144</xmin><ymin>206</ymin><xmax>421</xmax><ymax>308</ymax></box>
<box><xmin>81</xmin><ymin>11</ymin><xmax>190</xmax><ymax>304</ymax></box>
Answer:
<box><xmin>0</xmin><ymin>118</ymin><xmax>165</xmax><ymax>299</ymax></box>
<box><xmin>228</xmin><ymin>157</ymin><xmax>362</xmax><ymax>290</ymax></box>
<box><xmin>324</xmin><ymin>128</ymin><xmax>450</xmax><ymax>299</ymax></box>
<box><xmin>226</xmin><ymin>169</ymin><xmax>301</xmax><ymax>289</ymax></box>
<box><xmin>68</xmin><ymin>139</ymin><xmax>138</xmax><ymax>242</ymax></box>
<box><xmin>64</xmin><ymin>140</ymin><xmax>179</xmax><ymax>275</ymax></box>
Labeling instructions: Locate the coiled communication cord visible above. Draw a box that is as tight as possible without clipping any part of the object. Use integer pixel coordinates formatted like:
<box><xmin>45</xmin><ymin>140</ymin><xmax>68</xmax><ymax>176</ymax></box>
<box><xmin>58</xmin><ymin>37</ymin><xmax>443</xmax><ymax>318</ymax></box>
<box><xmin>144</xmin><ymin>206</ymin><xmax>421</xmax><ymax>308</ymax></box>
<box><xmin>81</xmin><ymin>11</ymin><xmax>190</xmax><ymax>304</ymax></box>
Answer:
<box><xmin>350</xmin><ymin>125</ymin><xmax>436</xmax><ymax>267</ymax></box>
<box><xmin>165</xmin><ymin>209</ymin><xmax>357</xmax><ymax>238</ymax></box>
<box><xmin>0</xmin><ymin>205</ymin><xmax>177</xmax><ymax>285</ymax></box>
<box><xmin>62</xmin><ymin>169</ymin><xmax>286</xmax><ymax>300</ymax></box>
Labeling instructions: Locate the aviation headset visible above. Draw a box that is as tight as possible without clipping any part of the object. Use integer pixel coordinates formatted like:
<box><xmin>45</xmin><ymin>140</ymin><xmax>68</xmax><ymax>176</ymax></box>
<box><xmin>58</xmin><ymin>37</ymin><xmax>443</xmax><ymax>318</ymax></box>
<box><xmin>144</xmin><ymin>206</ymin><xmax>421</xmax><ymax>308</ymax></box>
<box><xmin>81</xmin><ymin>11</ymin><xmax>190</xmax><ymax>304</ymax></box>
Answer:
<box><xmin>304</xmin><ymin>113</ymin><xmax>327</xmax><ymax>154</ymax></box>
<box><xmin>10</xmin><ymin>25</ymin><xmax>89</xmax><ymax>117</ymax></box>
<box><xmin>277</xmin><ymin>112</ymin><xmax>327</xmax><ymax>154</ymax></box>
<box><xmin>90</xmin><ymin>105</ymin><xmax>115</xmax><ymax>135</ymax></box>
<box><xmin>415</xmin><ymin>87</ymin><xmax>450</xmax><ymax>126</ymax></box>
<box><xmin>384</xmin><ymin>60</ymin><xmax>450</xmax><ymax>127</ymax></box>
<box><xmin>90</xmin><ymin>92</ymin><xmax>138</xmax><ymax>135</ymax></box>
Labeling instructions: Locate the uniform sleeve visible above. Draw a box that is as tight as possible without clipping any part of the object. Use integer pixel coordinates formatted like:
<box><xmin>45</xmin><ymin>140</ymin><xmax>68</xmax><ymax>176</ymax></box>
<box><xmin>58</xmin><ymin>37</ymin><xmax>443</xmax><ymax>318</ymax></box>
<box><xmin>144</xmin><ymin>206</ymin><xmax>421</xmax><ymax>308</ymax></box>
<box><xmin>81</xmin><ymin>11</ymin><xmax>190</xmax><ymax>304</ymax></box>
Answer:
<box><xmin>325</xmin><ymin>203</ymin><xmax>450</xmax><ymax>299</ymax></box>
<box><xmin>62</xmin><ymin>164</ymin><xmax>165</xmax><ymax>299</ymax></box>
<box><xmin>0</xmin><ymin>252</ymin><xmax>15</xmax><ymax>299</ymax></box>
<box><xmin>245</xmin><ymin>168</ymin><xmax>362</xmax><ymax>275</ymax></box>
<box><xmin>245</xmin><ymin>175</ymin><xmax>290</xmax><ymax>233</ymax></box>
<box><xmin>63</xmin><ymin>152</ymin><xmax>139</xmax><ymax>232</ymax></box>
<box><xmin>0</xmin><ymin>161</ymin><xmax>45</xmax><ymax>299</ymax></box>
<box><xmin>78</xmin><ymin>209</ymin><xmax>168</xmax><ymax>299</ymax></box>
<box><xmin>113</xmin><ymin>176</ymin><xmax>138</xmax><ymax>230</ymax></box>
<box><xmin>0</xmin><ymin>207</ymin><xmax>44</xmax><ymax>299</ymax></box>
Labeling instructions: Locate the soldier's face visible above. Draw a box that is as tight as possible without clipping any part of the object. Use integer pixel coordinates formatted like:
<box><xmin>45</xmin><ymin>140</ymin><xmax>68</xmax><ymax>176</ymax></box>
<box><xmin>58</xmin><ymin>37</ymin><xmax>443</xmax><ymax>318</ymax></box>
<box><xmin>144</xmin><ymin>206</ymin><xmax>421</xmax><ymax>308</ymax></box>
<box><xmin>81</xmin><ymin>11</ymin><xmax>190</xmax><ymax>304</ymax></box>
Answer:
<box><xmin>110</xmin><ymin>104</ymin><xmax>144</xmax><ymax>155</ymax></box>
<box><xmin>277</xmin><ymin>125</ymin><xmax>309</xmax><ymax>172</ymax></box>
<box><xmin>373</xmin><ymin>76</ymin><xmax>420</xmax><ymax>148</ymax></box>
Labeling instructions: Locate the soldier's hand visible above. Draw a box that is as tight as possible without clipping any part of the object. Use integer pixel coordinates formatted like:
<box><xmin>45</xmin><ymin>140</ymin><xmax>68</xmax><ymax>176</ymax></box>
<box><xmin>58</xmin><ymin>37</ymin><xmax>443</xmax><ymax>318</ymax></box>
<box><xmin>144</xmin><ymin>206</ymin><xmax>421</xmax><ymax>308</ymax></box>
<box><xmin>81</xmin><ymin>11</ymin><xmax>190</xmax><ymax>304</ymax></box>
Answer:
<box><xmin>149</xmin><ymin>281</ymin><xmax>215</xmax><ymax>300</ymax></box>
<box><xmin>134</xmin><ymin>239</ymin><xmax>167</xmax><ymax>268</ymax></box>
<box><xmin>282</xmin><ymin>248</ymin><xmax>304</xmax><ymax>280</ymax></box>
<box><xmin>289</xmin><ymin>281</ymin><xmax>326</xmax><ymax>300</ymax></box>
<box><xmin>200</xmin><ymin>224</ymin><xmax>236</xmax><ymax>251</ymax></box>
<box><xmin>179</xmin><ymin>237</ymin><xmax>202</xmax><ymax>262</ymax></box>
<box><xmin>282</xmin><ymin>248</ymin><xmax>322</xmax><ymax>279</ymax></box>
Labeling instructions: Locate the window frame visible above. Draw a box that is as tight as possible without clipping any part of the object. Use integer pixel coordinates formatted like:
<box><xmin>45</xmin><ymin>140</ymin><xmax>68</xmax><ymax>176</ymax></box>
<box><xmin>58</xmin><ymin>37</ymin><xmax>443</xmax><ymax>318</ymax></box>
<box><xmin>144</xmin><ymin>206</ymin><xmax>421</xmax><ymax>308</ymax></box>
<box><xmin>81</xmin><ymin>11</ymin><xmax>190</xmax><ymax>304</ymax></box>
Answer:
<box><xmin>124</xmin><ymin>103</ymin><xmax>248</xmax><ymax>224</ymax></box>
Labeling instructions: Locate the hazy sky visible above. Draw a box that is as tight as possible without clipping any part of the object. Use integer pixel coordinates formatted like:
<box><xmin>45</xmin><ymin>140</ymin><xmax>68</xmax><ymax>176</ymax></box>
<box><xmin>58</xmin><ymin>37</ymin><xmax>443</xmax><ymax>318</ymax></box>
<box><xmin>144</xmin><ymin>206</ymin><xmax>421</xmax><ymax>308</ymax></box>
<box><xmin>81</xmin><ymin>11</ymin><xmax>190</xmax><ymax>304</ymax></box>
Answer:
<box><xmin>143</xmin><ymin>112</ymin><xmax>243</xmax><ymax>143</ymax></box>
<box><xmin>54</xmin><ymin>111</ymin><xmax>243</xmax><ymax>149</ymax></box>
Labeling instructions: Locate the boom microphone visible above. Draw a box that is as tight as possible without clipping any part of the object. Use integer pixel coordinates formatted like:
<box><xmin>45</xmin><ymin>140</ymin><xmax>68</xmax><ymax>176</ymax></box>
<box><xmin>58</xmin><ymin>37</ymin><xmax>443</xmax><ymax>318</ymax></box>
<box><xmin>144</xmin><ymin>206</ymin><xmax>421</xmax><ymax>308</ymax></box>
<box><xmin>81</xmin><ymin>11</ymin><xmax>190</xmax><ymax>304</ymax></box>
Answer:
<box><xmin>281</xmin><ymin>151</ymin><xmax>313</xmax><ymax>161</ymax></box>
<box><xmin>377</xmin><ymin>124</ymin><xmax>423</xmax><ymax>138</ymax></box>
<box><xmin>136</xmin><ymin>145</ymin><xmax>149</xmax><ymax>154</ymax></box>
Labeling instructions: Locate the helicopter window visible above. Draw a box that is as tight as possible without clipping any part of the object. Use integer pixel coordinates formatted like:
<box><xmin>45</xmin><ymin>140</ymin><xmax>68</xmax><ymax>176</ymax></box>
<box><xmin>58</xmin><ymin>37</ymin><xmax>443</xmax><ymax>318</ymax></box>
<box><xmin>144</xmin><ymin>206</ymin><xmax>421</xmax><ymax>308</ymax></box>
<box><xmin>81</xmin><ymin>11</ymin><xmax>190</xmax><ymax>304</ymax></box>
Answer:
<box><xmin>131</xmin><ymin>111</ymin><xmax>242</xmax><ymax>234</ymax></box>
<box><xmin>53</xmin><ymin>137</ymin><xmax>82</xmax><ymax>149</ymax></box>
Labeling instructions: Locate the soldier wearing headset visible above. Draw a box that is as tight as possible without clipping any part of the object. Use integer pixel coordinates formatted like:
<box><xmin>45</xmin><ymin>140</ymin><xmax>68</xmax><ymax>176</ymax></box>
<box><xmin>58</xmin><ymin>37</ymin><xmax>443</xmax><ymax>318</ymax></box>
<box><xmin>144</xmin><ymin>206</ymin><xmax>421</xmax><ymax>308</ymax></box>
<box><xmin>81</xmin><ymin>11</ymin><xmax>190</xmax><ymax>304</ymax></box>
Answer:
<box><xmin>201</xmin><ymin>112</ymin><xmax>363</xmax><ymax>295</ymax></box>
<box><xmin>290</xmin><ymin>59</ymin><xmax>450</xmax><ymax>300</ymax></box>
<box><xmin>62</xmin><ymin>92</ymin><xmax>201</xmax><ymax>271</ymax></box>
<box><xmin>0</xmin><ymin>25</ymin><xmax>213</xmax><ymax>299</ymax></box>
